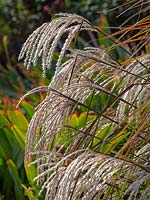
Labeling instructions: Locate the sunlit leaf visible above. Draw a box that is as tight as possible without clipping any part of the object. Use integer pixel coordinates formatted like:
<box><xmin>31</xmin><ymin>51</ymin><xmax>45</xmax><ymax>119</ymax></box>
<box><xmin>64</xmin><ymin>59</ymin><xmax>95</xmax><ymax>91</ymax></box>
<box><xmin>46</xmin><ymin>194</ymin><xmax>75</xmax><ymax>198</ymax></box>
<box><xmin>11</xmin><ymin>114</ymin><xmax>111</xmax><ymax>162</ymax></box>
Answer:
<box><xmin>20</xmin><ymin>101</ymin><xmax>34</xmax><ymax>120</ymax></box>
<box><xmin>25</xmin><ymin>158</ymin><xmax>37</xmax><ymax>185</ymax></box>
<box><xmin>7</xmin><ymin>110</ymin><xmax>28</xmax><ymax>131</ymax></box>
<box><xmin>22</xmin><ymin>184</ymin><xmax>37</xmax><ymax>200</ymax></box>
<box><xmin>11</xmin><ymin>125</ymin><xmax>25</xmax><ymax>150</ymax></box>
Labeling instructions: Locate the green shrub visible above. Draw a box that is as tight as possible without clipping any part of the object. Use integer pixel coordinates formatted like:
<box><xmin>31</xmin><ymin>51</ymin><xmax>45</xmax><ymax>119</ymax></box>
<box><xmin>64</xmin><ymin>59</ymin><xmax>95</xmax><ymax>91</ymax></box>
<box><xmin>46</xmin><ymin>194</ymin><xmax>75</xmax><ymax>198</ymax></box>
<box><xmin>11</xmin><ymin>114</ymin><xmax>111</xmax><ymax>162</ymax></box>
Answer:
<box><xmin>0</xmin><ymin>101</ymin><xmax>42</xmax><ymax>199</ymax></box>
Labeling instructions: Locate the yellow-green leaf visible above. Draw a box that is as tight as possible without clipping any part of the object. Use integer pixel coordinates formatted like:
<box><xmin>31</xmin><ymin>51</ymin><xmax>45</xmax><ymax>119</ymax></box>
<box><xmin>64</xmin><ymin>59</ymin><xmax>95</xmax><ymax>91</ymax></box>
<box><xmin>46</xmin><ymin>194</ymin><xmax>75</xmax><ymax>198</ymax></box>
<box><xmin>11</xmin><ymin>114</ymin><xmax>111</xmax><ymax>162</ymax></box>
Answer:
<box><xmin>7</xmin><ymin>110</ymin><xmax>28</xmax><ymax>131</ymax></box>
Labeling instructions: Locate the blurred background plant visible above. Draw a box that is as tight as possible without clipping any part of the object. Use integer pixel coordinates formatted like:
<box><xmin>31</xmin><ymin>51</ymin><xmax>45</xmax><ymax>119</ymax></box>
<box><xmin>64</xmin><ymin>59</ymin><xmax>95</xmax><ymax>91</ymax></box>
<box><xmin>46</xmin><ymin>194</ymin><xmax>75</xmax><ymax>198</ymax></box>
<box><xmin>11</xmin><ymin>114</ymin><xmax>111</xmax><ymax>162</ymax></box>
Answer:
<box><xmin>0</xmin><ymin>0</ymin><xmax>150</xmax><ymax>199</ymax></box>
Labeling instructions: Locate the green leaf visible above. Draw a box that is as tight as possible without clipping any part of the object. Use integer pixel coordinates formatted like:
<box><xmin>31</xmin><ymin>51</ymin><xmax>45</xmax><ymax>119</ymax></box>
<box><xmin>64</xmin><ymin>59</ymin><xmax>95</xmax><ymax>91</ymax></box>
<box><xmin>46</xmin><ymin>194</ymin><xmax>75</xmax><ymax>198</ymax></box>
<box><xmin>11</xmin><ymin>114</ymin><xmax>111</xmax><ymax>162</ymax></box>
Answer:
<box><xmin>93</xmin><ymin>123</ymin><xmax>114</xmax><ymax>147</ymax></box>
<box><xmin>0</xmin><ymin>130</ymin><xmax>12</xmax><ymax>159</ymax></box>
<box><xmin>7</xmin><ymin>159</ymin><xmax>25</xmax><ymax>200</ymax></box>
<box><xmin>97</xmin><ymin>16</ymin><xmax>113</xmax><ymax>47</ymax></box>
<box><xmin>78</xmin><ymin>112</ymin><xmax>95</xmax><ymax>128</ymax></box>
<box><xmin>0</xmin><ymin>158</ymin><xmax>3</xmax><ymax>165</ymax></box>
<box><xmin>25</xmin><ymin>158</ymin><xmax>37</xmax><ymax>185</ymax></box>
<box><xmin>20</xmin><ymin>101</ymin><xmax>34</xmax><ymax>120</ymax></box>
<box><xmin>2</xmin><ymin>172</ymin><xmax>13</xmax><ymax>199</ymax></box>
<box><xmin>7</xmin><ymin>110</ymin><xmax>28</xmax><ymax>131</ymax></box>
<box><xmin>11</xmin><ymin>125</ymin><xmax>25</xmax><ymax>150</ymax></box>
<box><xmin>0</xmin><ymin>114</ymin><xmax>10</xmax><ymax>126</ymax></box>
<box><xmin>22</xmin><ymin>184</ymin><xmax>37</xmax><ymax>200</ymax></box>
<box><xmin>101</xmin><ymin>130</ymin><xmax>130</xmax><ymax>153</ymax></box>
<box><xmin>67</xmin><ymin>113</ymin><xmax>79</xmax><ymax>127</ymax></box>
<box><xmin>12</xmin><ymin>140</ymin><xmax>24</xmax><ymax>169</ymax></box>
<box><xmin>3</xmin><ymin>127</ymin><xmax>14</xmax><ymax>149</ymax></box>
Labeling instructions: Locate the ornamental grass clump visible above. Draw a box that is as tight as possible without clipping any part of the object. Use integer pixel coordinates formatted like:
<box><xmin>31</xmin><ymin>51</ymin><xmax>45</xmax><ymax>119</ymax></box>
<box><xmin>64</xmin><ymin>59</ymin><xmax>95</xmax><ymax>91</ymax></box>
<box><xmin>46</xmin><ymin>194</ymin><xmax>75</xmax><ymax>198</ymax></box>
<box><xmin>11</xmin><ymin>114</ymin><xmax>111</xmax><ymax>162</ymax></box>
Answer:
<box><xmin>19</xmin><ymin>8</ymin><xmax>150</xmax><ymax>200</ymax></box>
